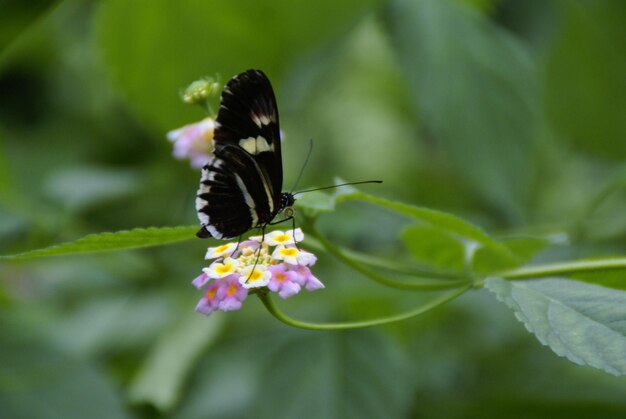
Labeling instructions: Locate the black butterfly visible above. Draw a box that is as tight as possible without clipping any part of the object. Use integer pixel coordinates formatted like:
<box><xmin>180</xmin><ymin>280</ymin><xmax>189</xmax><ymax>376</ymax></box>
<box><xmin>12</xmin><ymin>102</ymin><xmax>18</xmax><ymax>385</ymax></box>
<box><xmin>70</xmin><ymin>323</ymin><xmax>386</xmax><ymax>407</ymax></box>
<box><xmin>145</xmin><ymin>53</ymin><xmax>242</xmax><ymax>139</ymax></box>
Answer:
<box><xmin>195</xmin><ymin>69</ymin><xmax>295</xmax><ymax>239</ymax></box>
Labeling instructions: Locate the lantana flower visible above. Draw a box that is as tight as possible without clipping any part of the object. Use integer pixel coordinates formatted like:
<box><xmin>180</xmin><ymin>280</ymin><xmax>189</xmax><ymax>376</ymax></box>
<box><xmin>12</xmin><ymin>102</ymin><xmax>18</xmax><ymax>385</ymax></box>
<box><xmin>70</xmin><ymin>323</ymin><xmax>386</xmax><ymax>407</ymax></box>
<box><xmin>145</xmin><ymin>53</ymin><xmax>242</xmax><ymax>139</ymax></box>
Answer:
<box><xmin>167</xmin><ymin>117</ymin><xmax>215</xmax><ymax>168</ymax></box>
<box><xmin>192</xmin><ymin>228</ymin><xmax>324</xmax><ymax>316</ymax></box>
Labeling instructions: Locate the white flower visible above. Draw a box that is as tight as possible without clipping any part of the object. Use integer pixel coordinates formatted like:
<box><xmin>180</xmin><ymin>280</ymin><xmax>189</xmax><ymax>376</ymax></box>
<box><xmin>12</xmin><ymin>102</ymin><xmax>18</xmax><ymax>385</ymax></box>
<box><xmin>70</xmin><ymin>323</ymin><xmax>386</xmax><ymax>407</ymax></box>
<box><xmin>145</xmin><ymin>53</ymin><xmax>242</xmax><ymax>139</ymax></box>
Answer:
<box><xmin>265</xmin><ymin>228</ymin><xmax>304</xmax><ymax>246</ymax></box>
<box><xmin>271</xmin><ymin>245</ymin><xmax>301</xmax><ymax>265</ymax></box>
<box><xmin>238</xmin><ymin>265</ymin><xmax>271</xmax><ymax>289</ymax></box>
<box><xmin>204</xmin><ymin>257</ymin><xmax>240</xmax><ymax>279</ymax></box>
<box><xmin>205</xmin><ymin>242</ymin><xmax>237</xmax><ymax>260</ymax></box>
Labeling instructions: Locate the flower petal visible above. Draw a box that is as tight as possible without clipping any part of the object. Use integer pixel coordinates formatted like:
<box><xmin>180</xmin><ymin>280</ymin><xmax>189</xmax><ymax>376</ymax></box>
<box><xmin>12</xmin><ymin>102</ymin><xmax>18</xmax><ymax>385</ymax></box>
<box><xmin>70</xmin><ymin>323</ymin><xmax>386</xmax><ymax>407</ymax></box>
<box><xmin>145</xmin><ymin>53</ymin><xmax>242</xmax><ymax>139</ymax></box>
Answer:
<box><xmin>205</xmin><ymin>242</ymin><xmax>237</xmax><ymax>260</ymax></box>
<box><xmin>191</xmin><ymin>272</ymin><xmax>210</xmax><ymax>289</ymax></box>
<box><xmin>239</xmin><ymin>265</ymin><xmax>271</xmax><ymax>289</ymax></box>
<box><xmin>195</xmin><ymin>297</ymin><xmax>216</xmax><ymax>316</ymax></box>
<box><xmin>278</xmin><ymin>281</ymin><xmax>301</xmax><ymax>299</ymax></box>
<box><xmin>167</xmin><ymin>118</ymin><xmax>215</xmax><ymax>168</ymax></box>
<box><xmin>204</xmin><ymin>258</ymin><xmax>240</xmax><ymax>279</ymax></box>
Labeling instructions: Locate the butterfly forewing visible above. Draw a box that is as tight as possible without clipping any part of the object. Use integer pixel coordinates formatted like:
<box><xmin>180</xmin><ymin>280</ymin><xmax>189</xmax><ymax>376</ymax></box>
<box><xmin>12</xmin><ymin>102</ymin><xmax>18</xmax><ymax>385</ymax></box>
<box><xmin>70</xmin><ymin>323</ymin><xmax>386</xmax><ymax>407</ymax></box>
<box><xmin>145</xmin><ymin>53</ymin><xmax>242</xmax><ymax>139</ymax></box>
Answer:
<box><xmin>196</xmin><ymin>69</ymin><xmax>284</xmax><ymax>239</ymax></box>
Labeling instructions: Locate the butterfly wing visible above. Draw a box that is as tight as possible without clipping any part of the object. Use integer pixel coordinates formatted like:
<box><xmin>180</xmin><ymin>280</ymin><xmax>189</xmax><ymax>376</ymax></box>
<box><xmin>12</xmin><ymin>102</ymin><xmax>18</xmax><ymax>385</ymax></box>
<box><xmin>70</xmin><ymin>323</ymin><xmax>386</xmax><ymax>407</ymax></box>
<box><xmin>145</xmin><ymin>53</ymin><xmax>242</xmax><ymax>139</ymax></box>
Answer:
<box><xmin>196</xmin><ymin>69</ymin><xmax>283</xmax><ymax>239</ymax></box>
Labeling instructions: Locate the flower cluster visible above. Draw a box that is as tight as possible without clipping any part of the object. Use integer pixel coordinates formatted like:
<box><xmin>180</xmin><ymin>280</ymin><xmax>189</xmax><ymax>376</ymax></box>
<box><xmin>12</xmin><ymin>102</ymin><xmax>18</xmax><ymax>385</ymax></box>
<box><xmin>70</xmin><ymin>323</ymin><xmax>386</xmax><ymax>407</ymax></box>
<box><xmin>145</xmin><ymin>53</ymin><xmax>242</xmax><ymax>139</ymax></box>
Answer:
<box><xmin>192</xmin><ymin>228</ymin><xmax>324</xmax><ymax>316</ymax></box>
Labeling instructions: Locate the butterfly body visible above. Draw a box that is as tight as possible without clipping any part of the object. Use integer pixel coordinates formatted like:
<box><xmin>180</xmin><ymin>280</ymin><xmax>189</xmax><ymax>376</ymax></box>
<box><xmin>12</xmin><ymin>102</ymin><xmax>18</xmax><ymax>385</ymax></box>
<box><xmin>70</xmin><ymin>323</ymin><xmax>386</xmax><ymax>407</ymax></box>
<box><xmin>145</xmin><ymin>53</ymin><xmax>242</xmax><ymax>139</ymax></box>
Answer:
<box><xmin>196</xmin><ymin>70</ymin><xmax>294</xmax><ymax>240</ymax></box>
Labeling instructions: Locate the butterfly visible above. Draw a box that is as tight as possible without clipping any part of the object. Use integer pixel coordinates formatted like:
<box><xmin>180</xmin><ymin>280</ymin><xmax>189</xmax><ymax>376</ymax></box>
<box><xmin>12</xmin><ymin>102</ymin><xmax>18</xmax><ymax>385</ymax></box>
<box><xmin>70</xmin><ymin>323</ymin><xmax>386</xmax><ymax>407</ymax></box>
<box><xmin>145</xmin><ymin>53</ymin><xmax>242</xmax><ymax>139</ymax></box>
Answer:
<box><xmin>195</xmin><ymin>69</ymin><xmax>295</xmax><ymax>240</ymax></box>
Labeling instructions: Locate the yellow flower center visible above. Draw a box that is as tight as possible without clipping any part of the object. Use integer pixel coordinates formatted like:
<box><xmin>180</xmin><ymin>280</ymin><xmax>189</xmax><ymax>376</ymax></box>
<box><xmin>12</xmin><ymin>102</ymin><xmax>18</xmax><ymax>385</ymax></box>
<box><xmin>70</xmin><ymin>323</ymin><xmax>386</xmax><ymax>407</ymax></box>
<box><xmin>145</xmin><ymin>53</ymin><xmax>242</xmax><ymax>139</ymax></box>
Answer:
<box><xmin>215</xmin><ymin>244</ymin><xmax>231</xmax><ymax>254</ymax></box>
<box><xmin>280</xmin><ymin>248</ymin><xmax>298</xmax><ymax>257</ymax></box>
<box><xmin>206</xmin><ymin>287</ymin><xmax>217</xmax><ymax>300</ymax></box>
<box><xmin>247</xmin><ymin>269</ymin><xmax>263</xmax><ymax>282</ymax></box>
<box><xmin>216</xmin><ymin>263</ymin><xmax>233</xmax><ymax>275</ymax></box>
<box><xmin>274</xmin><ymin>234</ymin><xmax>290</xmax><ymax>243</ymax></box>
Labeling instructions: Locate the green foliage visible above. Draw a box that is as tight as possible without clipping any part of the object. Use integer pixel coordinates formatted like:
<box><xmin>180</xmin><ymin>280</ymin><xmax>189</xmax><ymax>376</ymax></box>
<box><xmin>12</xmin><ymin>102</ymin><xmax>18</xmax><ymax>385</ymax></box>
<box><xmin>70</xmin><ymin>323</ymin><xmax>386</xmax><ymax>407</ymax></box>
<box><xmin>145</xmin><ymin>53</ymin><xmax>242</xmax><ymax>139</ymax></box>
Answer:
<box><xmin>254</xmin><ymin>332</ymin><xmax>414</xmax><ymax>419</ymax></box>
<box><xmin>129</xmin><ymin>314</ymin><xmax>224</xmax><ymax>412</ymax></box>
<box><xmin>96</xmin><ymin>0</ymin><xmax>380</xmax><ymax>131</ymax></box>
<box><xmin>0</xmin><ymin>0</ymin><xmax>59</xmax><ymax>55</ymax></box>
<box><xmin>401</xmin><ymin>224</ymin><xmax>466</xmax><ymax>273</ymax></box>
<box><xmin>2</xmin><ymin>0</ymin><xmax>626</xmax><ymax>417</ymax></box>
<box><xmin>0</xmin><ymin>226</ymin><xmax>197</xmax><ymax>260</ymax></box>
<box><xmin>338</xmin><ymin>191</ymin><xmax>518</xmax><ymax>265</ymax></box>
<box><xmin>486</xmin><ymin>277</ymin><xmax>626</xmax><ymax>376</ymax></box>
<box><xmin>0</xmin><ymin>324</ymin><xmax>128</xmax><ymax>418</ymax></box>
<box><xmin>388</xmin><ymin>0</ymin><xmax>539</xmax><ymax>220</ymax></box>
<box><xmin>545</xmin><ymin>1</ymin><xmax>626</xmax><ymax>158</ymax></box>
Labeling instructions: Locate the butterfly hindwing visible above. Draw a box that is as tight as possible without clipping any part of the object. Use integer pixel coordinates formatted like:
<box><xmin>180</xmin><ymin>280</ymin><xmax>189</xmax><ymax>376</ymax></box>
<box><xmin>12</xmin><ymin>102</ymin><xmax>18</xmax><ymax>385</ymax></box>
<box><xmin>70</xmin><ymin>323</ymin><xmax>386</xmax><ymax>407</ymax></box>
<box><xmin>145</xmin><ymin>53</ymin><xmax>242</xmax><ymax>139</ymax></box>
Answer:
<box><xmin>196</xmin><ymin>69</ymin><xmax>284</xmax><ymax>240</ymax></box>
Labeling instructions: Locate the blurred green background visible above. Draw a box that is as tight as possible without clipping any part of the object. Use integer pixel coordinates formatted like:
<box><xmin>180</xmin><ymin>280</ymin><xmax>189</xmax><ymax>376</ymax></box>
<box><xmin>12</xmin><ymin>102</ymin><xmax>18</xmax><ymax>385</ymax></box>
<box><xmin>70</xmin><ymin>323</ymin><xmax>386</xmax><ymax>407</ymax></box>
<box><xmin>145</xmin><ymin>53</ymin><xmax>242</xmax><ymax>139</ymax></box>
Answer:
<box><xmin>1</xmin><ymin>0</ymin><xmax>626</xmax><ymax>418</ymax></box>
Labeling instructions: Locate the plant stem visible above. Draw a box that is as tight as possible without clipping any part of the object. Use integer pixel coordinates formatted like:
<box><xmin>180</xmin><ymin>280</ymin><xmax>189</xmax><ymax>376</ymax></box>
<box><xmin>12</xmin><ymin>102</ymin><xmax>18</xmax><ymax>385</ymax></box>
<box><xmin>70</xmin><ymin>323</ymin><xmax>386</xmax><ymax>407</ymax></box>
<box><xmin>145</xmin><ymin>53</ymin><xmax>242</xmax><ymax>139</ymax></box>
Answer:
<box><xmin>306</xmin><ymin>224</ymin><xmax>471</xmax><ymax>290</ymax></box>
<box><xmin>303</xmin><ymin>235</ymin><xmax>463</xmax><ymax>280</ymax></box>
<box><xmin>257</xmin><ymin>284</ymin><xmax>472</xmax><ymax>330</ymax></box>
<box><xmin>498</xmin><ymin>258</ymin><xmax>626</xmax><ymax>280</ymax></box>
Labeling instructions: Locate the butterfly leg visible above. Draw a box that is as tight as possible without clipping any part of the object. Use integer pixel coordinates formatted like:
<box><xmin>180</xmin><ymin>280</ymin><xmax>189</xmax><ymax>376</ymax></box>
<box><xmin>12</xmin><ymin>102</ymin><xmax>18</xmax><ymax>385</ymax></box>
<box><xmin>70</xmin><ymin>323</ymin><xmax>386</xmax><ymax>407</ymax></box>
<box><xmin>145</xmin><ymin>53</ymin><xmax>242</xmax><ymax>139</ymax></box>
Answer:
<box><xmin>269</xmin><ymin>207</ymin><xmax>299</xmax><ymax>249</ymax></box>
<box><xmin>245</xmin><ymin>227</ymin><xmax>266</xmax><ymax>284</ymax></box>
<box><xmin>230</xmin><ymin>234</ymin><xmax>243</xmax><ymax>258</ymax></box>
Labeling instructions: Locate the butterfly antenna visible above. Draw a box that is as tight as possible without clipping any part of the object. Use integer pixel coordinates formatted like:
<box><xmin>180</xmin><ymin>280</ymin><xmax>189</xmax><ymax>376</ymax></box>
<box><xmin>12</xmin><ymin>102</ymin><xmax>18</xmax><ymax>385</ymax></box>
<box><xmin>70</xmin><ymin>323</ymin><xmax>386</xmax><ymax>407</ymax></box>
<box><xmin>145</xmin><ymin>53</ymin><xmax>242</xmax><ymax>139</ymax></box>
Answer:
<box><xmin>289</xmin><ymin>139</ymin><xmax>314</xmax><ymax>194</ymax></box>
<box><xmin>293</xmin><ymin>180</ymin><xmax>382</xmax><ymax>196</ymax></box>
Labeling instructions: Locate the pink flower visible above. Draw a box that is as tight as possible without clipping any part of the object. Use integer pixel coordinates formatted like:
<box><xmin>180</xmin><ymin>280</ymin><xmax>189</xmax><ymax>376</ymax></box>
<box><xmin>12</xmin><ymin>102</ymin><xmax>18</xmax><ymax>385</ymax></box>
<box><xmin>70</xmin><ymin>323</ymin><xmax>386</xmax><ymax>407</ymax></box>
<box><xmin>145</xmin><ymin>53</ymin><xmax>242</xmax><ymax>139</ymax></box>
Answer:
<box><xmin>167</xmin><ymin>117</ymin><xmax>215</xmax><ymax>168</ymax></box>
<box><xmin>194</xmin><ymin>275</ymin><xmax>248</xmax><ymax>316</ymax></box>
<box><xmin>268</xmin><ymin>264</ymin><xmax>301</xmax><ymax>299</ymax></box>
<box><xmin>216</xmin><ymin>275</ymin><xmax>248</xmax><ymax>311</ymax></box>
<box><xmin>290</xmin><ymin>265</ymin><xmax>325</xmax><ymax>291</ymax></box>
<box><xmin>192</xmin><ymin>272</ymin><xmax>210</xmax><ymax>289</ymax></box>
<box><xmin>195</xmin><ymin>282</ymin><xmax>220</xmax><ymax>315</ymax></box>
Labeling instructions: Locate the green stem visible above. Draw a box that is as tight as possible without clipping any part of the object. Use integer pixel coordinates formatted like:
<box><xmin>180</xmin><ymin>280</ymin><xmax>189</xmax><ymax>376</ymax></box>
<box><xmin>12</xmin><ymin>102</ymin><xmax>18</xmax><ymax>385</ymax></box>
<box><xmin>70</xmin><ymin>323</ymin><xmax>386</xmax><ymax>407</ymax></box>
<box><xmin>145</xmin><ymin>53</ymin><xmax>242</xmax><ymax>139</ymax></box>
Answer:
<box><xmin>498</xmin><ymin>257</ymin><xmax>626</xmax><ymax>280</ymax></box>
<box><xmin>303</xmin><ymin>236</ymin><xmax>462</xmax><ymax>280</ymax></box>
<box><xmin>307</xmin><ymin>224</ymin><xmax>471</xmax><ymax>290</ymax></box>
<box><xmin>256</xmin><ymin>284</ymin><xmax>472</xmax><ymax>330</ymax></box>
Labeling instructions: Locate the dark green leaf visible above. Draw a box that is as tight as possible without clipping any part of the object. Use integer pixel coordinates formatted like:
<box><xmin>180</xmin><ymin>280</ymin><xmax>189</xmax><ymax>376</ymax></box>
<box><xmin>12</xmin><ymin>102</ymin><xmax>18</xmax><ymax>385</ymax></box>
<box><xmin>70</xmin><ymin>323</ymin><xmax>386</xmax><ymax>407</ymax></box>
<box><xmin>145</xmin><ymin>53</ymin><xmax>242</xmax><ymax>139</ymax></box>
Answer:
<box><xmin>129</xmin><ymin>313</ymin><xmax>224</xmax><ymax>412</ymax></box>
<box><xmin>486</xmin><ymin>277</ymin><xmax>626</xmax><ymax>376</ymax></box>
<box><xmin>96</xmin><ymin>0</ymin><xmax>380</xmax><ymax>131</ymax></box>
<box><xmin>545</xmin><ymin>1</ymin><xmax>626</xmax><ymax>158</ymax></box>
<box><xmin>0</xmin><ymin>226</ymin><xmax>197</xmax><ymax>260</ymax></box>
<box><xmin>0</xmin><ymin>0</ymin><xmax>59</xmax><ymax>54</ymax></box>
<box><xmin>388</xmin><ymin>0</ymin><xmax>539</xmax><ymax>218</ymax></box>
<box><xmin>401</xmin><ymin>224</ymin><xmax>466</xmax><ymax>273</ymax></box>
<box><xmin>0</xmin><ymin>329</ymin><xmax>128</xmax><ymax>419</ymax></box>
<box><xmin>295</xmin><ymin>190</ymin><xmax>336</xmax><ymax>217</ymax></box>
<box><xmin>573</xmin><ymin>270</ymin><xmax>626</xmax><ymax>292</ymax></box>
<box><xmin>338</xmin><ymin>191</ymin><xmax>518</xmax><ymax>265</ymax></box>
<box><xmin>255</xmin><ymin>332</ymin><xmax>414</xmax><ymax>419</ymax></box>
<box><xmin>473</xmin><ymin>236</ymin><xmax>550</xmax><ymax>274</ymax></box>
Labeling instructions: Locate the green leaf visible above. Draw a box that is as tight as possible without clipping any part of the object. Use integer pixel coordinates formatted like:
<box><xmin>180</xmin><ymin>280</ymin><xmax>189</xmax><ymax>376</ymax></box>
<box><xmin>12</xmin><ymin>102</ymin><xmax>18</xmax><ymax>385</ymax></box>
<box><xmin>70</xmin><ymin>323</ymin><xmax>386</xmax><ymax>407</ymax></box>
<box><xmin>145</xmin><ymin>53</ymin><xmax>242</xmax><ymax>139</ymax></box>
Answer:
<box><xmin>255</xmin><ymin>331</ymin><xmax>414</xmax><ymax>419</ymax></box>
<box><xmin>338</xmin><ymin>191</ymin><xmax>518</xmax><ymax>265</ymax></box>
<box><xmin>0</xmin><ymin>226</ymin><xmax>197</xmax><ymax>260</ymax></box>
<box><xmin>473</xmin><ymin>236</ymin><xmax>550</xmax><ymax>274</ymax></box>
<box><xmin>129</xmin><ymin>312</ymin><xmax>224</xmax><ymax>412</ymax></box>
<box><xmin>44</xmin><ymin>166</ymin><xmax>142</xmax><ymax>212</ymax></box>
<box><xmin>545</xmin><ymin>1</ymin><xmax>626</xmax><ymax>158</ymax></box>
<box><xmin>401</xmin><ymin>224</ymin><xmax>466</xmax><ymax>273</ymax></box>
<box><xmin>0</xmin><ymin>329</ymin><xmax>129</xmax><ymax>419</ymax></box>
<box><xmin>573</xmin><ymin>270</ymin><xmax>626</xmax><ymax>292</ymax></box>
<box><xmin>295</xmin><ymin>190</ymin><xmax>336</xmax><ymax>217</ymax></box>
<box><xmin>0</xmin><ymin>0</ymin><xmax>59</xmax><ymax>54</ymax></box>
<box><xmin>388</xmin><ymin>0</ymin><xmax>539</xmax><ymax>219</ymax></box>
<box><xmin>499</xmin><ymin>237</ymin><xmax>551</xmax><ymax>262</ymax></box>
<box><xmin>96</xmin><ymin>0</ymin><xmax>380</xmax><ymax>131</ymax></box>
<box><xmin>485</xmin><ymin>277</ymin><xmax>626</xmax><ymax>376</ymax></box>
